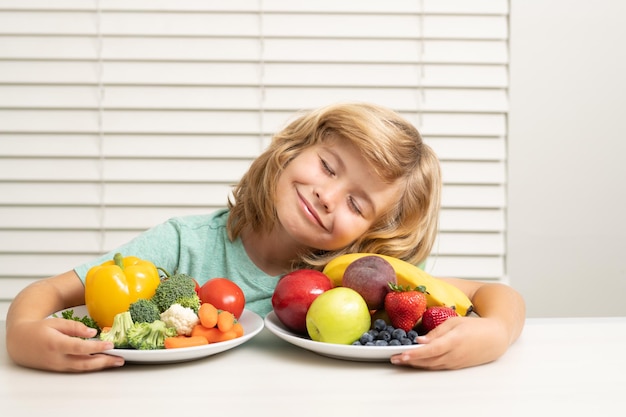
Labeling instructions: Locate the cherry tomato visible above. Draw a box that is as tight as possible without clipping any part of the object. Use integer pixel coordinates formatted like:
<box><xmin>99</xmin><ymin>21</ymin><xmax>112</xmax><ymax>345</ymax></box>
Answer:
<box><xmin>198</xmin><ymin>278</ymin><xmax>245</xmax><ymax>319</ymax></box>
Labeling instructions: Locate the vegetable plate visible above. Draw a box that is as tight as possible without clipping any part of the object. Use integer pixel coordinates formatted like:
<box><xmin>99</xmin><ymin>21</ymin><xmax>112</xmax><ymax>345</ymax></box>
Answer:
<box><xmin>53</xmin><ymin>305</ymin><xmax>264</xmax><ymax>364</ymax></box>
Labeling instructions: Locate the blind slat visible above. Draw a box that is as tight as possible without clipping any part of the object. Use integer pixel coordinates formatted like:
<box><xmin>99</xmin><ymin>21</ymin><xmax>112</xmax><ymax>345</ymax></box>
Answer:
<box><xmin>0</xmin><ymin>183</ymin><xmax>506</xmax><ymax>209</ymax></box>
<box><xmin>0</xmin><ymin>158</ymin><xmax>251</xmax><ymax>182</ymax></box>
<box><xmin>1</xmin><ymin>159</ymin><xmax>504</xmax><ymax>185</ymax></box>
<box><xmin>434</xmin><ymin>233</ymin><xmax>504</xmax><ymax>256</ymax></box>
<box><xmin>0</xmin><ymin>183</ymin><xmax>233</xmax><ymax>206</ymax></box>
<box><xmin>265</xmin><ymin>39</ymin><xmax>507</xmax><ymax>64</ymax></box>
<box><xmin>1</xmin><ymin>230</ymin><xmax>505</xmax><ymax>259</ymax></box>
<box><xmin>0</xmin><ymin>38</ymin><xmax>507</xmax><ymax>64</ymax></box>
<box><xmin>0</xmin><ymin>207</ymin><xmax>504</xmax><ymax>233</ymax></box>
<box><xmin>0</xmin><ymin>135</ymin><xmax>264</xmax><ymax>157</ymax></box>
<box><xmin>424</xmin><ymin>255</ymin><xmax>504</xmax><ymax>280</ymax></box>
<box><xmin>0</xmin><ymin>0</ymin><xmax>509</xmax><ymax>14</ymax></box>
<box><xmin>429</xmin><ymin>138</ymin><xmax>505</xmax><ymax>161</ymax></box>
<box><xmin>0</xmin><ymin>253</ymin><xmax>97</xmax><ymax>277</ymax></box>
<box><xmin>1</xmin><ymin>62</ymin><xmax>507</xmax><ymax>88</ymax></box>
<box><xmin>441</xmin><ymin>161</ymin><xmax>506</xmax><ymax>185</ymax></box>
<box><xmin>0</xmin><ymin>13</ymin><xmax>507</xmax><ymax>39</ymax></box>
<box><xmin>442</xmin><ymin>185</ymin><xmax>506</xmax><ymax>208</ymax></box>
<box><xmin>2</xmin><ymin>111</ymin><xmax>507</xmax><ymax>136</ymax></box>
<box><xmin>0</xmin><ymin>86</ymin><xmax>507</xmax><ymax>113</ymax></box>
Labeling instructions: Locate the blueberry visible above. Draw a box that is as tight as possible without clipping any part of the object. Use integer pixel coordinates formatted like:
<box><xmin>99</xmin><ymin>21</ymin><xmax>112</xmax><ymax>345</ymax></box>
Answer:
<box><xmin>352</xmin><ymin>340</ymin><xmax>362</xmax><ymax>346</ymax></box>
<box><xmin>407</xmin><ymin>330</ymin><xmax>418</xmax><ymax>341</ymax></box>
<box><xmin>375</xmin><ymin>339</ymin><xmax>389</xmax><ymax>346</ymax></box>
<box><xmin>385</xmin><ymin>325</ymin><xmax>395</xmax><ymax>334</ymax></box>
<box><xmin>368</xmin><ymin>329</ymin><xmax>379</xmax><ymax>338</ymax></box>
<box><xmin>391</xmin><ymin>328</ymin><xmax>407</xmax><ymax>340</ymax></box>
<box><xmin>373</xmin><ymin>319</ymin><xmax>387</xmax><ymax>331</ymax></box>
<box><xmin>365</xmin><ymin>341</ymin><xmax>375</xmax><ymax>346</ymax></box>
<box><xmin>359</xmin><ymin>332</ymin><xmax>374</xmax><ymax>344</ymax></box>
<box><xmin>378</xmin><ymin>330</ymin><xmax>391</xmax><ymax>342</ymax></box>
<box><xmin>389</xmin><ymin>339</ymin><xmax>401</xmax><ymax>346</ymax></box>
<box><xmin>400</xmin><ymin>337</ymin><xmax>413</xmax><ymax>345</ymax></box>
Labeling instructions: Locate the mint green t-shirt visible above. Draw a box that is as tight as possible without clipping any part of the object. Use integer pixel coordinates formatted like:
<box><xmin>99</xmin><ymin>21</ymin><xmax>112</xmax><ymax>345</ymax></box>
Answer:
<box><xmin>74</xmin><ymin>209</ymin><xmax>281</xmax><ymax>318</ymax></box>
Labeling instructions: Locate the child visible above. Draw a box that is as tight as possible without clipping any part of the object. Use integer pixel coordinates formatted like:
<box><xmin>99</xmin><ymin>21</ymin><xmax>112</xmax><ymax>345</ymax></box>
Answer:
<box><xmin>5</xmin><ymin>102</ymin><xmax>525</xmax><ymax>372</ymax></box>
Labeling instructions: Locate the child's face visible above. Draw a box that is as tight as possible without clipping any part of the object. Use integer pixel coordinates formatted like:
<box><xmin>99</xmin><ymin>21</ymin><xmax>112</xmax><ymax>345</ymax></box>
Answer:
<box><xmin>275</xmin><ymin>137</ymin><xmax>402</xmax><ymax>252</ymax></box>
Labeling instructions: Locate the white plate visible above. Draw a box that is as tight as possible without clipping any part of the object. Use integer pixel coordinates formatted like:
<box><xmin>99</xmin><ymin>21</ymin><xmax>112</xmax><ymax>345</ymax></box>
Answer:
<box><xmin>264</xmin><ymin>311</ymin><xmax>422</xmax><ymax>362</ymax></box>
<box><xmin>53</xmin><ymin>305</ymin><xmax>264</xmax><ymax>364</ymax></box>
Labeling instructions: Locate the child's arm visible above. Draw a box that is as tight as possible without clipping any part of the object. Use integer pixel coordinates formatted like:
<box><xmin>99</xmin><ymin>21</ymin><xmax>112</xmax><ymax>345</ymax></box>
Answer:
<box><xmin>5</xmin><ymin>270</ymin><xmax>125</xmax><ymax>372</ymax></box>
<box><xmin>390</xmin><ymin>278</ymin><xmax>526</xmax><ymax>370</ymax></box>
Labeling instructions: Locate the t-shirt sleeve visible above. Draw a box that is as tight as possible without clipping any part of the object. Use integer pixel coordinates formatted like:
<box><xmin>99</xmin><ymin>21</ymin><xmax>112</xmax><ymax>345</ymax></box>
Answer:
<box><xmin>74</xmin><ymin>219</ymin><xmax>183</xmax><ymax>283</ymax></box>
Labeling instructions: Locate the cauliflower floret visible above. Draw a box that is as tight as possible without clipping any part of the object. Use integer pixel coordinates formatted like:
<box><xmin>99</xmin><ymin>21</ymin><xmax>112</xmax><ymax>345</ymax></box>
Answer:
<box><xmin>159</xmin><ymin>303</ymin><xmax>199</xmax><ymax>336</ymax></box>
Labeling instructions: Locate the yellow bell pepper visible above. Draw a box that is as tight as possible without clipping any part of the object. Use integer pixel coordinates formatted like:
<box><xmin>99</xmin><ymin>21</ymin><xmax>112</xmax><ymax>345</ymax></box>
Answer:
<box><xmin>85</xmin><ymin>253</ymin><xmax>161</xmax><ymax>328</ymax></box>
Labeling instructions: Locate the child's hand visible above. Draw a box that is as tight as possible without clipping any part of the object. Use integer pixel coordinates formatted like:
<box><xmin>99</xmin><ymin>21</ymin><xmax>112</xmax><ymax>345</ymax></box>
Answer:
<box><xmin>6</xmin><ymin>317</ymin><xmax>125</xmax><ymax>372</ymax></box>
<box><xmin>390</xmin><ymin>316</ymin><xmax>510</xmax><ymax>370</ymax></box>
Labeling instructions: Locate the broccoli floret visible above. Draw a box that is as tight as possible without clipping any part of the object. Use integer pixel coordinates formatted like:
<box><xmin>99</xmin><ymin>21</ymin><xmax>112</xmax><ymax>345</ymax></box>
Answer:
<box><xmin>99</xmin><ymin>311</ymin><xmax>134</xmax><ymax>348</ymax></box>
<box><xmin>59</xmin><ymin>309</ymin><xmax>101</xmax><ymax>334</ymax></box>
<box><xmin>151</xmin><ymin>273</ymin><xmax>198</xmax><ymax>313</ymax></box>
<box><xmin>127</xmin><ymin>320</ymin><xmax>177</xmax><ymax>350</ymax></box>
<box><xmin>128</xmin><ymin>298</ymin><xmax>161</xmax><ymax>323</ymax></box>
<box><xmin>175</xmin><ymin>294</ymin><xmax>201</xmax><ymax>314</ymax></box>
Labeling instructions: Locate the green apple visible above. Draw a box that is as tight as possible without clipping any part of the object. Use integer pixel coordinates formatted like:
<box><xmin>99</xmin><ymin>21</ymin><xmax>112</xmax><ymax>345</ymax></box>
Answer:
<box><xmin>305</xmin><ymin>287</ymin><xmax>371</xmax><ymax>344</ymax></box>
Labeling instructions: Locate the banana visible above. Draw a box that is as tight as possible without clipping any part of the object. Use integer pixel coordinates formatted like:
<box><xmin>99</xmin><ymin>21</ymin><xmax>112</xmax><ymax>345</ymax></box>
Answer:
<box><xmin>322</xmin><ymin>253</ymin><xmax>474</xmax><ymax>316</ymax></box>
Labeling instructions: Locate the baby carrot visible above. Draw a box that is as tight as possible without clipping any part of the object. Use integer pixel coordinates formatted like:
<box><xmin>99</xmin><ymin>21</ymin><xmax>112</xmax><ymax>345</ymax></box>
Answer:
<box><xmin>164</xmin><ymin>335</ymin><xmax>209</xmax><ymax>349</ymax></box>
<box><xmin>191</xmin><ymin>323</ymin><xmax>212</xmax><ymax>339</ymax></box>
<box><xmin>214</xmin><ymin>329</ymin><xmax>238</xmax><ymax>343</ymax></box>
<box><xmin>198</xmin><ymin>326</ymin><xmax>225</xmax><ymax>343</ymax></box>
<box><xmin>232</xmin><ymin>321</ymin><xmax>244</xmax><ymax>338</ymax></box>
<box><xmin>217</xmin><ymin>310</ymin><xmax>235</xmax><ymax>332</ymax></box>
<box><xmin>198</xmin><ymin>302</ymin><xmax>218</xmax><ymax>328</ymax></box>
<box><xmin>191</xmin><ymin>321</ymin><xmax>243</xmax><ymax>343</ymax></box>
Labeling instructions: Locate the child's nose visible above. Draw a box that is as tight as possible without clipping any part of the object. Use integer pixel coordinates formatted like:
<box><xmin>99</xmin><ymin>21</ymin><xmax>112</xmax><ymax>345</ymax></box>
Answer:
<box><xmin>316</xmin><ymin>189</ymin><xmax>335</xmax><ymax>212</ymax></box>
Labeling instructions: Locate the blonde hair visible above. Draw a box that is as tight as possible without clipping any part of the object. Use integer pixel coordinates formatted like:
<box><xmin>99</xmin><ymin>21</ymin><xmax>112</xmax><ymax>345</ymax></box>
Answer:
<box><xmin>227</xmin><ymin>102</ymin><xmax>441</xmax><ymax>269</ymax></box>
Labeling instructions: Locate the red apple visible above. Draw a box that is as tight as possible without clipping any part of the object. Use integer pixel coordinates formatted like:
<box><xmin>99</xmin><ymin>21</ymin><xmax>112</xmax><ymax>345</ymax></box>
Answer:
<box><xmin>271</xmin><ymin>269</ymin><xmax>333</xmax><ymax>335</ymax></box>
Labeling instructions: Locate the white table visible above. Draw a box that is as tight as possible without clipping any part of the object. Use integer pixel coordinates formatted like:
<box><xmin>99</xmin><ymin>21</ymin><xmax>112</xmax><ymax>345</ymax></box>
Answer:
<box><xmin>2</xmin><ymin>317</ymin><xmax>625</xmax><ymax>416</ymax></box>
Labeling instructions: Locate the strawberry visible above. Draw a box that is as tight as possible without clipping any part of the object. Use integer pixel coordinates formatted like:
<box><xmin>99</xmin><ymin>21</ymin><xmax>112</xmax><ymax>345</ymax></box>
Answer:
<box><xmin>420</xmin><ymin>306</ymin><xmax>458</xmax><ymax>333</ymax></box>
<box><xmin>384</xmin><ymin>283</ymin><xmax>427</xmax><ymax>332</ymax></box>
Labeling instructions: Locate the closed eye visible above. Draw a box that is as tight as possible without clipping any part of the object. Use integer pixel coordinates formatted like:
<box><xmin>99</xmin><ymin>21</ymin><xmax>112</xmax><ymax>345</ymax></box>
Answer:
<box><xmin>321</xmin><ymin>158</ymin><xmax>335</xmax><ymax>176</ymax></box>
<box><xmin>348</xmin><ymin>196</ymin><xmax>363</xmax><ymax>216</ymax></box>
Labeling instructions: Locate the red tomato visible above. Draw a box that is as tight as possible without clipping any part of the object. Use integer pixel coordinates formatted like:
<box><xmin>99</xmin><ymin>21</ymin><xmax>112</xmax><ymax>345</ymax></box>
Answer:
<box><xmin>198</xmin><ymin>278</ymin><xmax>245</xmax><ymax>319</ymax></box>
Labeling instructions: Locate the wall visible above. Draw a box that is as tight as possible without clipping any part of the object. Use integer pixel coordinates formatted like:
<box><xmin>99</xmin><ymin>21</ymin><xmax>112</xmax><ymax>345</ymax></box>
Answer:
<box><xmin>2</xmin><ymin>1</ymin><xmax>624</xmax><ymax>320</ymax></box>
<box><xmin>508</xmin><ymin>0</ymin><xmax>626</xmax><ymax>317</ymax></box>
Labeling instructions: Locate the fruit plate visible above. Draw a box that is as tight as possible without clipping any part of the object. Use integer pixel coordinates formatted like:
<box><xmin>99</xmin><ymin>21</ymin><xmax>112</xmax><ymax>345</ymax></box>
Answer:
<box><xmin>264</xmin><ymin>311</ymin><xmax>422</xmax><ymax>362</ymax></box>
<box><xmin>52</xmin><ymin>305</ymin><xmax>264</xmax><ymax>364</ymax></box>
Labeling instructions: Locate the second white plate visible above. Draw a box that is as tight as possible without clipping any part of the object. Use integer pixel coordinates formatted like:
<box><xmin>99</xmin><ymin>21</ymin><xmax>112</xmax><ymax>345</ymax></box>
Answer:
<box><xmin>264</xmin><ymin>310</ymin><xmax>422</xmax><ymax>362</ymax></box>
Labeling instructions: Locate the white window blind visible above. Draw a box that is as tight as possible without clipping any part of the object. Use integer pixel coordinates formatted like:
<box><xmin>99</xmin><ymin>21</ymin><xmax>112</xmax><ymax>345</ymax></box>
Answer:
<box><xmin>0</xmin><ymin>0</ymin><xmax>509</xmax><ymax>317</ymax></box>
